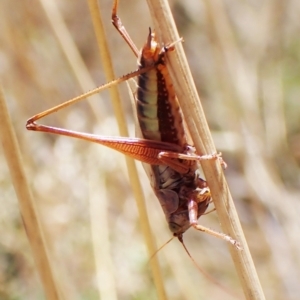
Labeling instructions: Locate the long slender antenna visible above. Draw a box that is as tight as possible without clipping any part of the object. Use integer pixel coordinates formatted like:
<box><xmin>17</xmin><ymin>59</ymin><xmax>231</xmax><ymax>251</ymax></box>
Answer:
<box><xmin>178</xmin><ymin>237</ymin><xmax>242</xmax><ymax>300</ymax></box>
<box><xmin>148</xmin><ymin>236</ymin><xmax>175</xmax><ymax>263</ymax></box>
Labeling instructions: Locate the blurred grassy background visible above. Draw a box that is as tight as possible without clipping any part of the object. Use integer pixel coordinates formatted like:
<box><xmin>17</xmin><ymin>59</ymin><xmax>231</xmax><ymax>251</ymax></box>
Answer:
<box><xmin>1</xmin><ymin>0</ymin><xmax>300</xmax><ymax>299</ymax></box>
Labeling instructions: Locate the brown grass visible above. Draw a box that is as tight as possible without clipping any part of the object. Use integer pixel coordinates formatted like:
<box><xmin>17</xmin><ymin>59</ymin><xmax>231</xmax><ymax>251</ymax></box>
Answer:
<box><xmin>1</xmin><ymin>0</ymin><xmax>300</xmax><ymax>299</ymax></box>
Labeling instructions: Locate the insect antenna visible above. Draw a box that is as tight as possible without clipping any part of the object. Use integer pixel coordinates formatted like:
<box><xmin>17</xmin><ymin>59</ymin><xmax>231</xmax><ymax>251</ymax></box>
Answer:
<box><xmin>178</xmin><ymin>236</ymin><xmax>242</xmax><ymax>300</ymax></box>
<box><xmin>148</xmin><ymin>236</ymin><xmax>175</xmax><ymax>263</ymax></box>
<box><xmin>202</xmin><ymin>206</ymin><xmax>216</xmax><ymax>216</ymax></box>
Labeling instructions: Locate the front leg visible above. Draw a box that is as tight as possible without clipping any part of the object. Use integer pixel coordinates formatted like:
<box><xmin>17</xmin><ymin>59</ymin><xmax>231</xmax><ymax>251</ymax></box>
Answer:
<box><xmin>188</xmin><ymin>200</ymin><xmax>242</xmax><ymax>250</ymax></box>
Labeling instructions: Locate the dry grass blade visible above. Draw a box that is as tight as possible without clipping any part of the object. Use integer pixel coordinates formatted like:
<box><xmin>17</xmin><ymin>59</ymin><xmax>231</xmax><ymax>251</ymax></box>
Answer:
<box><xmin>145</xmin><ymin>0</ymin><xmax>265</xmax><ymax>299</ymax></box>
<box><xmin>38</xmin><ymin>0</ymin><xmax>108</xmax><ymax>119</ymax></box>
<box><xmin>0</xmin><ymin>87</ymin><xmax>61</xmax><ymax>300</ymax></box>
<box><xmin>86</xmin><ymin>1</ymin><xmax>167</xmax><ymax>299</ymax></box>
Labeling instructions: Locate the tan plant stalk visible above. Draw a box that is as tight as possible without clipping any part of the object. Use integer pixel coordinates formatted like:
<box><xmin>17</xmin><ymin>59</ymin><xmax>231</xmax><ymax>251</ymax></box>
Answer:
<box><xmin>0</xmin><ymin>87</ymin><xmax>62</xmax><ymax>300</ymax></box>
<box><xmin>86</xmin><ymin>1</ymin><xmax>167</xmax><ymax>299</ymax></box>
<box><xmin>145</xmin><ymin>1</ymin><xmax>265</xmax><ymax>299</ymax></box>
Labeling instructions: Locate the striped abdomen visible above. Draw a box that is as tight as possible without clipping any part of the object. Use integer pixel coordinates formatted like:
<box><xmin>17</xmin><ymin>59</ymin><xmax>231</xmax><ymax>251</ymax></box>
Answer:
<box><xmin>136</xmin><ymin>31</ymin><xmax>187</xmax><ymax>148</ymax></box>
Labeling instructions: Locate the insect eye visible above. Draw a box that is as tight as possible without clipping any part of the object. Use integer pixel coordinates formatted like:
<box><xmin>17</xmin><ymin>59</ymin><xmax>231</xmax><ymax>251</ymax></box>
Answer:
<box><xmin>168</xmin><ymin>222</ymin><xmax>181</xmax><ymax>233</ymax></box>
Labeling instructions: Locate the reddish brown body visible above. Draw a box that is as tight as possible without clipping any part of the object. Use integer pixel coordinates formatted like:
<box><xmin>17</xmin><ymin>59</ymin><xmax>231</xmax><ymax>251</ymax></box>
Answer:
<box><xmin>26</xmin><ymin>3</ymin><xmax>239</xmax><ymax>249</ymax></box>
<box><xmin>133</xmin><ymin>30</ymin><xmax>211</xmax><ymax>236</ymax></box>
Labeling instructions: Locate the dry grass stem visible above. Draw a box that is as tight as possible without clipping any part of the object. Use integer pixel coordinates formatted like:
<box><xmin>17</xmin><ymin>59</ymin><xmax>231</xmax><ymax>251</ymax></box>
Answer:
<box><xmin>87</xmin><ymin>1</ymin><xmax>167</xmax><ymax>299</ymax></box>
<box><xmin>38</xmin><ymin>0</ymin><xmax>108</xmax><ymax>119</ymax></box>
<box><xmin>146</xmin><ymin>0</ymin><xmax>265</xmax><ymax>299</ymax></box>
<box><xmin>0</xmin><ymin>87</ymin><xmax>61</xmax><ymax>300</ymax></box>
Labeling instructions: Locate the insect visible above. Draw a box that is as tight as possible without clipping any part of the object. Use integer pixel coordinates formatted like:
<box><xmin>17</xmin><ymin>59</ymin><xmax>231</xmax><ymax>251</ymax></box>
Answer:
<box><xmin>26</xmin><ymin>0</ymin><xmax>239</xmax><ymax>249</ymax></box>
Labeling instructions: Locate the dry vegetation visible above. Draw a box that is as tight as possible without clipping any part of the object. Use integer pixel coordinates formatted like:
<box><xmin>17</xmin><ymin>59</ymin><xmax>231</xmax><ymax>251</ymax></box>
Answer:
<box><xmin>1</xmin><ymin>0</ymin><xmax>300</xmax><ymax>299</ymax></box>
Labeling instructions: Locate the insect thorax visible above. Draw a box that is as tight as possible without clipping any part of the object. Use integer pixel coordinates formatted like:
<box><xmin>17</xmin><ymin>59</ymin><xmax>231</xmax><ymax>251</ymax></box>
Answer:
<box><xmin>152</xmin><ymin>164</ymin><xmax>210</xmax><ymax>235</ymax></box>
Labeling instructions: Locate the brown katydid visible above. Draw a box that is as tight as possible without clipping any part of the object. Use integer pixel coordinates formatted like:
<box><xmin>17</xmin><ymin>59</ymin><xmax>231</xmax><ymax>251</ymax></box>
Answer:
<box><xmin>26</xmin><ymin>0</ymin><xmax>240</xmax><ymax>249</ymax></box>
